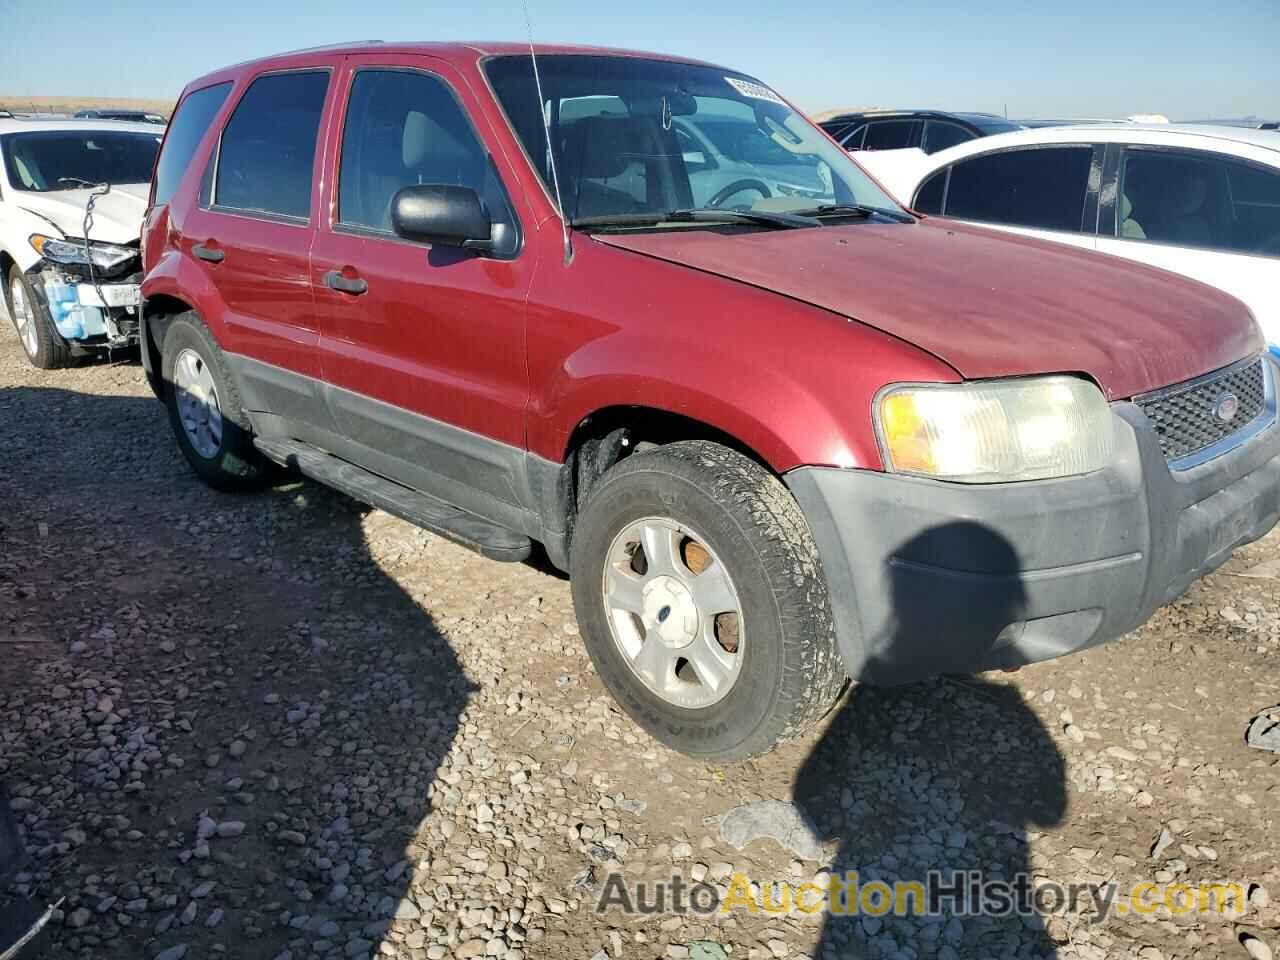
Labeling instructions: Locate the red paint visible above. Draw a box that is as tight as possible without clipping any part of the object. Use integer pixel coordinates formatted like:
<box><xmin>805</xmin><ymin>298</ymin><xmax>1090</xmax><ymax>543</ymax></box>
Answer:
<box><xmin>143</xmin><ymin>42</ymin><xmax>1263</xmax><ymax>475</ymax></box>
<box><xmin>595</xmin><ymin>218</ymin><xmax>1262</xmax><ymax>403</ymax></box>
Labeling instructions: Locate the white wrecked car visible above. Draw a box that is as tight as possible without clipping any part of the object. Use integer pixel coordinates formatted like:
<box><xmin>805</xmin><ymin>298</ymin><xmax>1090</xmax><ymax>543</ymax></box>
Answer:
<box><xmin>0</xmin><ymin>116</ymin><xmax>162</xmax><ymax>368</ymax></box>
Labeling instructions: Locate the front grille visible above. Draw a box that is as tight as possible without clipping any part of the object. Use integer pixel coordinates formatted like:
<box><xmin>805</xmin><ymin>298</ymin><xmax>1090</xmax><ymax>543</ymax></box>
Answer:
<box><xmin>1136</xmin><ymin>358</ymin><xmax>1269</xmax><ymax>463</ymax></box>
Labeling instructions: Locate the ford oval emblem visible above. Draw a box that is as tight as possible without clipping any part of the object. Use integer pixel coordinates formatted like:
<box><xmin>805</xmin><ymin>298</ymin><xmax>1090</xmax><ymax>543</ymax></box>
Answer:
<box><xmin>1215</xmin><ymin>392</ymin><xmax>1240</xmax><ymax>423</ymax></box>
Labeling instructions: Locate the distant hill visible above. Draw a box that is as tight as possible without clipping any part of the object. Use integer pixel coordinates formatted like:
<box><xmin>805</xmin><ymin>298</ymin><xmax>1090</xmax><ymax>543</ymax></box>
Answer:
<box><xmin>0</xmin><ymin>95</ymin><xmax>173</xmax><ymax>118</ymax></box>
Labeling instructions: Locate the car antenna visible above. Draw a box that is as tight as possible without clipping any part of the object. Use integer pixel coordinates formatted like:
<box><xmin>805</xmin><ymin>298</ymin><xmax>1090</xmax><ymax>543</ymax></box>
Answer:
<box><xmin>523</xmin><ymin>1</ymin><xmax>573</xmax><ymax>264</ymax></box>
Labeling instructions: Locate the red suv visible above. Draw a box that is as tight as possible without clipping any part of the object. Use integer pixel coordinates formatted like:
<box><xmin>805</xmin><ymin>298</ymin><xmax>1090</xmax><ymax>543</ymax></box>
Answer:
<box><xmin>140</xmin><ymin>43</ymin><xmax>1280</xmax><ymax>760</ymax></box>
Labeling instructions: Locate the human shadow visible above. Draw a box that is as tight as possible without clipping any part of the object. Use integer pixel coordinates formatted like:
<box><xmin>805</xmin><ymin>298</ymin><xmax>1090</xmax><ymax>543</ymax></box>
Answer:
<box><xmin>0</xmin><ymin>384</ymin><xmax>471</xmax><ymax>960</ymax></box>
<box><xmin>794</xmin><ymin>523</ymin><xmax>1066</xmax><ymax>960</ymax></box>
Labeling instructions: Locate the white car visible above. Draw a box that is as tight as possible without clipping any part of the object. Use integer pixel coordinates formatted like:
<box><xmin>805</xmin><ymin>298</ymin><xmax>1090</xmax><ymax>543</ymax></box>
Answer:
<box><xmin>0</xmin><ymin>117</ymin><xmax>162</xmax><ymax>368</ymax></box>
<box><xmin>856</xmin><ymin>124</ymin><xmax>1280</xmax><ymax>350</ymax></box>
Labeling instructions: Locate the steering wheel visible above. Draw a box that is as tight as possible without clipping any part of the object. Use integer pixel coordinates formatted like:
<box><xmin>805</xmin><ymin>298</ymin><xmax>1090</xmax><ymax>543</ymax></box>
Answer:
<box><xmin>707</xmin><ymin>179</ymin><xmax>772</xmax><ymax>210</ymax></box>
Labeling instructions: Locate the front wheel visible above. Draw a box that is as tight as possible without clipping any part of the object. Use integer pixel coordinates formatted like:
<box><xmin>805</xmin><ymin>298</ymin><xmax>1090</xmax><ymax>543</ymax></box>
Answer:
<box><xmin>570</xmin><ymin>441</ymin><xmax>846</xmax><ymax>760</ymax></box>
<box><xmin>6</xmin><ymin>265</ymin><xmax>72</xmax><ymax>370</ymax></box>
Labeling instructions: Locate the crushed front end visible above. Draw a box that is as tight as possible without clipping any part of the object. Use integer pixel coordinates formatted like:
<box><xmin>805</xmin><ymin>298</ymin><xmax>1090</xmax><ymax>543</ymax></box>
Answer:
<box><xmin>27</xmin><ymin>236</ymin><xmax>141</xmax><ymax>352</ymax></box>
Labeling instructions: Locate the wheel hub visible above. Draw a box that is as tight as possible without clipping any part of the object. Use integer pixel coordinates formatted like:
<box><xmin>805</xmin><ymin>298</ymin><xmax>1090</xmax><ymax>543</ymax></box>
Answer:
<box><xmin>9</xmin><ymin>277</ymin><xmax>38</xmax><ymax>359</ymax></box>
<box><xmin>601</xmin><ymin>517</ymin><xmax>745</xmax><ymax>709</ymax></box>
<box><xmin>643</xmin><ymin>575</ymin><xmax>699</xmax><ymax>649</ymax></box>
<box><xmin>173</xmin><ymin>347</ymin><xmax>223</xmax><ymax>460</ymax></box>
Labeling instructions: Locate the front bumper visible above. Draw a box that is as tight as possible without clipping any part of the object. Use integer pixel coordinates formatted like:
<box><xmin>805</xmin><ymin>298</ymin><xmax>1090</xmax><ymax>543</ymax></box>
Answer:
<box><xmin>788</xmin><ymin>363</ymin><xmax>1280</xmax><ymax>685</ymax></box>
<box><xmin>28</xmin><ymin>264</ymin><xmax>140</xmax><ymax>346</ymax></box>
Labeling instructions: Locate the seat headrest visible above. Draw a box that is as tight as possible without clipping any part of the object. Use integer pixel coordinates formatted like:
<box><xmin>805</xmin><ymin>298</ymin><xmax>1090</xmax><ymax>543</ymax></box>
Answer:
<box><xmin>561</xmin><ymin>116</ymin><xmax>652</xmax><ymax>180</ymax></box>
<box><xmin>1170</xmin><ymin>173</ymin><xmax>1207</xmax><ymax>217</ymax></box>
<box><xmin>403</xmin><ymin>111</ymin><xmax>428</xmax><ymax>168</ymax></box>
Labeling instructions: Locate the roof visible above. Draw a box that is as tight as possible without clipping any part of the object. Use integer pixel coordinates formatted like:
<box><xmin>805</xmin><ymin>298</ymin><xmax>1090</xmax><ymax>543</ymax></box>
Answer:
<box><xmin>183</xmin><ymin>41</ymin><xmax>727</xmax><ymax>93</ymax></box>
<box><xmin>820</xmin><ymin>109</ymin><xmax>1014</xmax><ymax>125</ymax></box>
<box><xmin>969</xmin><ymin>122</ymin><xmax>1280</xmax><ymax>154</ymax></box>
<box><xmin>0</xmin><ymin>117</ymin><xmax>163</xmax><ymax>136</ymax></box>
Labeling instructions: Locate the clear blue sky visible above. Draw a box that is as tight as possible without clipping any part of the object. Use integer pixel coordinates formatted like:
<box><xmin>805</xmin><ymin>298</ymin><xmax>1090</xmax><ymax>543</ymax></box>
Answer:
<box><xmin>1</xmin><ymin>0</ymin><xmax>1276</xmax><ymax>120</ymax></box>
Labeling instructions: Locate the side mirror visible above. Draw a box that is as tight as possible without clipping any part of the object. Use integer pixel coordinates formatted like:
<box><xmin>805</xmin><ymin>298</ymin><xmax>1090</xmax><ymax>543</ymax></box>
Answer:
<box><xmin>391</xmin><ymin>185</ymin><xmax>492</xmax><ymax>251</ymax></box>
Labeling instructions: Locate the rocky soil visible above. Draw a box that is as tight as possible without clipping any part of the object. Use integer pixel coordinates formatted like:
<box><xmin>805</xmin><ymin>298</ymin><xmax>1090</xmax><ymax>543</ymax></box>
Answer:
<box><xmin>0</xmin><ymin>318</ymin><xmax>1277</xmax><ymax>960</ymax></box>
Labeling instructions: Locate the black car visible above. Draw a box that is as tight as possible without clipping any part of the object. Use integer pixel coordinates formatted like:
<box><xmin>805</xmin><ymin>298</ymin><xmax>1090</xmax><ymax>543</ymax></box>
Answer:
<box><xmin>818</xmin><ymin>109</ymin><xmax>1025</xmax><ymax>154</ymax></box>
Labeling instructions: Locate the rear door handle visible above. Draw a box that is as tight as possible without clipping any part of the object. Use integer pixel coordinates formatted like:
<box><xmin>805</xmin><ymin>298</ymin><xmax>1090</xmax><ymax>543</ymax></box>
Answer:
<box><xmin>192</xmin><ymin>242</ymin><xmax>224</xmax><ymax>264</ymax></box>
<box><xmin>323</xmin><ymin>270</ymin><xmax>368</xmax><ymax>295</ymax></box>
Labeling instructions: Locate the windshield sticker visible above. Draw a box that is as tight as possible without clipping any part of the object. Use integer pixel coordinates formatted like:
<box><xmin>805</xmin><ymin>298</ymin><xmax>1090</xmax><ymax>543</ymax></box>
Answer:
<box><xmin>724</xmin><ymin>77</ymin><xmax>786</xmax><ymax>106</ymax></box>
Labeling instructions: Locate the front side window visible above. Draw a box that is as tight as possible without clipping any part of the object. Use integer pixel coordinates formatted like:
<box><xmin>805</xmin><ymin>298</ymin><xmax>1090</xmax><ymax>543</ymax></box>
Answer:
<box><xmin>484</xmin><ymin>55</ymin><xmax>904</xmax><ymax>225</ymax></box>
<box><xmin>921</xmin><ymin>121</ymin><xmax>976</xmax><ymax>155</ymax></box>
<box><xmin>154</xmin><ymin>81</ymin><xmax>232</xmax><ymax>205</ymax></box>
<box><xmin>1119</xmin><ymin>148</ymin><xmax>1280</xmax><ymax>258</ymax></box>
<box><xmin>215</xmin><ymin>70</ymin><xmax>329</xmax><ymax>220</ymax></box>
<box><xmin>862</xmin><ymin>120</ymin><xmax>919</xmax><ymax>151</ymax></box>
<box><xmin>944</xmin><ymin>146</ymin><xmax>1093</xmax><ymax>232</ymax></box>
<box><xmin>337</xmin><ymin>69</ymin><xmax>519</xmax><ymax>255</ymax></box>
<box><xmin>1</xmin><ymin>130</ymin><xmax>161</xmax><ymax>192</ymax></box>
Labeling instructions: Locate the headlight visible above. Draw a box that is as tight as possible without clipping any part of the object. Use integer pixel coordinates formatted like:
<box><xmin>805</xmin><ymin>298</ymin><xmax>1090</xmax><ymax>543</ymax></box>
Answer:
<box><xmin>876</xmin><ymin>376</ymin><xmax>1114</xmax><ymax>483</ymax></box>
<box><xmin>29</xmin><ymin>234</ymin><xmax>136</xmax><ymax>272</ymax></box>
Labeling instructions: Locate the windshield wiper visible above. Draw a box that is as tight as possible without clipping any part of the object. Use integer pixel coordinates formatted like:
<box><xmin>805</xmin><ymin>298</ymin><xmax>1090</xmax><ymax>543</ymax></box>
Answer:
<box><xmin>789</xmin><ymin>203</ymin><xmax>916</xmax><ymax>223</ymax></box>
<box><xmin>56</xmin><ymin>177</ymin><xmax>107</xmax><ymax>191</ymax></box>
<box><xmin>571</xmin><ymin>207</ymin><xmax>821</xmax><ymax>230</ymax></box>
<box><xmin>667</xmin><ymin>207</ymin><xmax>821</xmax><ymax>229</ymax></box>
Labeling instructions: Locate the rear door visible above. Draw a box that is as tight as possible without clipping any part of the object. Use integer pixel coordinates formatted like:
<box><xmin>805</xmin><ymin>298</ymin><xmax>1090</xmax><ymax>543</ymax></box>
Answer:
<box><xmin>178</xmin><ymin>63</ymin><xmax>338</xmax><ymax>435</ymax></box>
<box><xmin>1097</xmin><ymin>144</ymin><xmax>1280</xmax><ymax>343</ymax></box>
<box><xmin>309</xmin><ymin>54</ymin><xmax>536</xmax><ymax>526</ymax></box>
<box><xmin>926</xmin><ymin>144</ymin><xmax>1103</xmax><ymax>252</ymax></box>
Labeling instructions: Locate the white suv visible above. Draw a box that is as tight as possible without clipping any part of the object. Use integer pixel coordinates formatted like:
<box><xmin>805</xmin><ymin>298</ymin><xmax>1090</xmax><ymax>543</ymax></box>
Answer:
<box><xmin>0</xmin><ymin>116</ymin><xmax>162</xmax><ymax>367</ymax></box>
<box><xmin>857</xmin><ymin>124</ymin><xmax>1280</xmax><ymax>351</ymax></box>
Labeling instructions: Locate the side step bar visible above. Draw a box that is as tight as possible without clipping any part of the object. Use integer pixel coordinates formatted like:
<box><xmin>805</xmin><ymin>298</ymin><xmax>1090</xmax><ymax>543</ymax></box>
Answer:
<box><xmin>254</xmin><ymin>438</ymin><xmax>532</xmax><ymax>562</ymax></box>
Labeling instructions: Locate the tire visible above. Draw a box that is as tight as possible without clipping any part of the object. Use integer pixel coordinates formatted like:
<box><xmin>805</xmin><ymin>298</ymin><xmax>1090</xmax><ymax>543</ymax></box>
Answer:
<box><xmin>6</xmin><ymin>265</ymin><xmax>72</xmax><ymax>370</ymax></box>
<box><xmin>570</xmin><ymin>440</ymin><xmax>846</xmax><ymax>760</ymax></box>
<box><xmin>161</xmin><ymin>312</ymin><xmax>266</xmax><ymax>491</ymax></box>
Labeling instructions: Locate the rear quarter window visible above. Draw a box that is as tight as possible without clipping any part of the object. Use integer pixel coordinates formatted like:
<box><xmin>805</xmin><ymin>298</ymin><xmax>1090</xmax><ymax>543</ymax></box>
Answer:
<box><xmin>153</xmin><ymin>81</ymin><xmax>232</xmax><ymax>206</ymax></box>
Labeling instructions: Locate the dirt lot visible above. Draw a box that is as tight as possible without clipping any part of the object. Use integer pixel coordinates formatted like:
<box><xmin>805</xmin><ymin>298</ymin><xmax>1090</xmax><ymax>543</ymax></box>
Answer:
<box><xmin>0</xmin><ymin>314</ymin><xmax>1277</xmax><ymax>960</ymax></box>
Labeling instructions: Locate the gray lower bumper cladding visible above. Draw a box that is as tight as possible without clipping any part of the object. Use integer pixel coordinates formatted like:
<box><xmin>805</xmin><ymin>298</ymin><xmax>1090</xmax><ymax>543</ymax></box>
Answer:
<box><xmin>788</xmin><ymin>384</ymin><xmax>1280</xmax><ymax>685</ymax></box>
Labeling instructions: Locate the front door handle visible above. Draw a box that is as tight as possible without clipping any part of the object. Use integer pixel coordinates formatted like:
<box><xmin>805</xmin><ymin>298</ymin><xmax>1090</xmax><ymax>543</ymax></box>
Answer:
<box><xmin>192</xmin><ymin>242</ymin><xmax>224</xmax><ymax>264</ymax></box>
<box><xmin>323</xmin><ymin>270</ymin><xmax>368</xmax><ymax>295</ymax></box>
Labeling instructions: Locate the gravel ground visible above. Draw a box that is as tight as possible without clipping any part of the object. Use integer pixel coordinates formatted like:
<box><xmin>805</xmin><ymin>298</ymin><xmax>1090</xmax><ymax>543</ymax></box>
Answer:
<box><xmin>0</xmin><ymin>314</ymin><xmax>1277</xmax><ymax>960</ymax></box>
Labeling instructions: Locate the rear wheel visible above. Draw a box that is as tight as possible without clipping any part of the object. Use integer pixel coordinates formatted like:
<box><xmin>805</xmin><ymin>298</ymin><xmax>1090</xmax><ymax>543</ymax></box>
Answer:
<box><xmin>6</xmin><ymin>266</ymin><xmax>72</xmax><ymax>370</ymax></box>
<box><xmin>161</xmin><ymin>312</ymin><xmax>266</xmax><ymax>491</ymax></box>
<box><xmin>570</xmin><ymin>440</ymin><xmax>846</xmax><ymax>760</ymax></box>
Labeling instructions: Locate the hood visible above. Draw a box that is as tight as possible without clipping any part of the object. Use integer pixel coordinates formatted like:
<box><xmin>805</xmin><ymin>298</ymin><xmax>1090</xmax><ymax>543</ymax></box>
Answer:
<box><xmin>593</xmin><ymin>218</ymin><xmax>1262</xmax><ymax>400</ymax></box>
<box><xmin>15</xmin><ymin>182</ymin><xmax>148</xmax><ymax>244</ymax></box>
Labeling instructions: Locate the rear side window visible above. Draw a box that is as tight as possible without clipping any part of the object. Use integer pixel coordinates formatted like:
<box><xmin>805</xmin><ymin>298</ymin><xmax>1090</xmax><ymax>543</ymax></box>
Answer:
<box><xmin>944</xmin><ymin>146</ymin><xmax>1093</xmax><ymax>232</ymax></box>
<box><xmin>215</xmin><ymin>70</ymin><xmax>329</xmax><ymax>220</ymax></box>
<box><xmin>921</xmin><ymin>121</ymin><xmax>975</xmax><ymax>155</ymax></box>
<box><xmin>152</xmin><ymin>81</ymin><xmax>231</xmax><ymax>205</ymax></box>
<box><xmin>862</xmin><ymin>120</ymin><xmax>918</xmax><ymax>151</ymax></box>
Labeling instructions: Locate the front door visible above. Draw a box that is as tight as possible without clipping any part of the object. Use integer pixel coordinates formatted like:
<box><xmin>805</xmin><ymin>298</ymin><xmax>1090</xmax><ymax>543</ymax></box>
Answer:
<box><xmin>310</xmin><ymin>55</ymin><xmax>537</xmax><ymax>526</ymax></box>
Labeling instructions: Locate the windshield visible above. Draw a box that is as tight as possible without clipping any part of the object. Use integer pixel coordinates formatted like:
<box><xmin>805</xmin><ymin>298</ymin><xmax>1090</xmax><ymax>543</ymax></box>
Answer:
<box><xmin>484</xmin><ymin>55</ymin><xmax>904</xmax><ymax>225</ymax></box>
<box><xmin>0</xmin><ymin>130</ymin><xmax>161</xmax><ymax>192</ymax></box>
